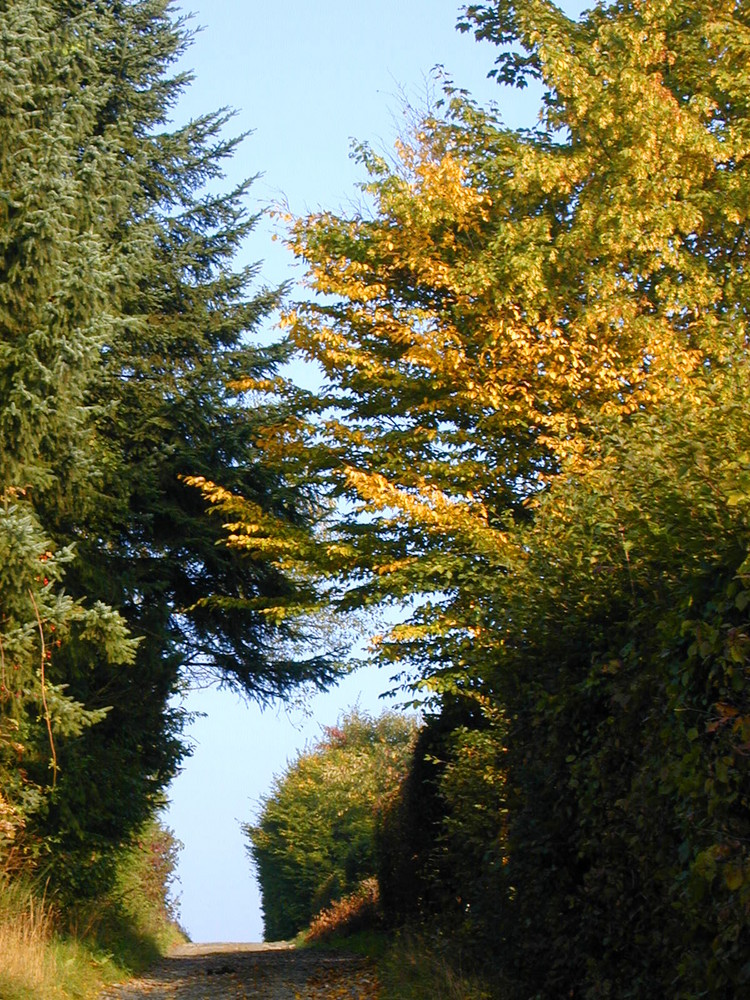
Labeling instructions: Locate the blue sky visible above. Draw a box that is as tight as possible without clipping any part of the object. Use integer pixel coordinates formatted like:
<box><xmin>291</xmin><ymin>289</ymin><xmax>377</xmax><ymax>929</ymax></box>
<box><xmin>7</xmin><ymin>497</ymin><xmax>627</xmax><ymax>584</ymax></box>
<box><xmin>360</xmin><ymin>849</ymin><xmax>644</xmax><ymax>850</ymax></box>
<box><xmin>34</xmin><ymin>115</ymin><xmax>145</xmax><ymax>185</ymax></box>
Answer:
<box><xmin>164</xmin><ymin>0</ymin><xmax>584</xmax><ymax>943</ymax></box>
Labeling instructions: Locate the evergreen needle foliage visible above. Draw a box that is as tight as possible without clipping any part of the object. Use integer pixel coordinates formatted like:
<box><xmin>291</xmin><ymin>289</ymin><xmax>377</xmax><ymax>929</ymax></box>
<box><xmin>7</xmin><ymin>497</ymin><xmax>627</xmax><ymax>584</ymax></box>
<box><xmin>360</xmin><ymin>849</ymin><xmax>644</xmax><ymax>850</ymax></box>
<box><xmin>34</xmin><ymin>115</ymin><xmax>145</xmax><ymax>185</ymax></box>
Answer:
<box><xmin>0</xmin><ymin>0</ymin><xmax>338</xmax><ymax>911</ymax></box>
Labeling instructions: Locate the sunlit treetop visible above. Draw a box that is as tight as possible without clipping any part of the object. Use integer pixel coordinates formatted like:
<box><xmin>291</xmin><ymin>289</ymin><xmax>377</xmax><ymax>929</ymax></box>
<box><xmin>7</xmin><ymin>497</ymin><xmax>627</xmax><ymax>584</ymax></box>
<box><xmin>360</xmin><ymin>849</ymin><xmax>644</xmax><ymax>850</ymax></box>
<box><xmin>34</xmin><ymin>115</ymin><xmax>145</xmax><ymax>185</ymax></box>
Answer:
<box><xmin>198</xmin><ymin>0</ymin><xmax>750</xmax><ymax>694</ymax></box>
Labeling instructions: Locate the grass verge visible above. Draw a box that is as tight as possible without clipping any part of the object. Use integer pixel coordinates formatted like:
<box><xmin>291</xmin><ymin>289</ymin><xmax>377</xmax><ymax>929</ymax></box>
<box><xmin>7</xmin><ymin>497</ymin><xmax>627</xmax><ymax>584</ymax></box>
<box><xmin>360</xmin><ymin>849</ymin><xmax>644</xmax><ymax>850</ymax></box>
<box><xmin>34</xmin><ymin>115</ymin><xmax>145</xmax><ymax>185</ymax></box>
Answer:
<box><xmin>376</xmin><ymin>931</ymin><xmax>497</xmax><ymax>1000</ymax></box>
<box><xmin>0</xmin><ymin>875</ymin><xmax>185</xmax><ymax>1000</ymax></box>
<box><xmin>0</xmin><ymin>823</ymin><xmax>186</xmax><ymax>1000</ymax></box>
<box><xmin>0</xmin><ymin>876</ymin><xmax>110</xmax><ymax>1000</ymax></box>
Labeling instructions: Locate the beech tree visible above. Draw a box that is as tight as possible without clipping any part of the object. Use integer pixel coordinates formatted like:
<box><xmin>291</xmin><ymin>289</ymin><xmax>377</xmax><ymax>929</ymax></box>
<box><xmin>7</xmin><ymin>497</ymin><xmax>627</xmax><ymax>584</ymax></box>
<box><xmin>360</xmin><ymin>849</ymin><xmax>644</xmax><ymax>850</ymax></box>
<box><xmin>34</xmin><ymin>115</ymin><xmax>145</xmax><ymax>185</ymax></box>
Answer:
<box><xmin>199</xmin><ymin>1</ymin><xmax>750</xmax><ymax>993</ymax></box>
<box><xmin>200</xmin><ymin>0</ymin><xmax>750</xmax><ymax>694</ymax></box>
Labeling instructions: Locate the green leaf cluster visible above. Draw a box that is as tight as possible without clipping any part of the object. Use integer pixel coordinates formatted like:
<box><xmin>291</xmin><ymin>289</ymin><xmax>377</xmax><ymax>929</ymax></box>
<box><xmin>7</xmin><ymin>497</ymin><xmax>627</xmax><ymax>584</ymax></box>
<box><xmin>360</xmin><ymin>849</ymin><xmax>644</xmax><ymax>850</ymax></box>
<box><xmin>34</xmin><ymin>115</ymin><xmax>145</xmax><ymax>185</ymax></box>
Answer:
<box><xmin>481</xmin><ymin>374</ymin><xmax>750</xmax><ymax>996</ymax></box>
<box><xmin>376</xmin><ymin>702</ymin><xmax>508</xmax><ymax>956</ymax></box>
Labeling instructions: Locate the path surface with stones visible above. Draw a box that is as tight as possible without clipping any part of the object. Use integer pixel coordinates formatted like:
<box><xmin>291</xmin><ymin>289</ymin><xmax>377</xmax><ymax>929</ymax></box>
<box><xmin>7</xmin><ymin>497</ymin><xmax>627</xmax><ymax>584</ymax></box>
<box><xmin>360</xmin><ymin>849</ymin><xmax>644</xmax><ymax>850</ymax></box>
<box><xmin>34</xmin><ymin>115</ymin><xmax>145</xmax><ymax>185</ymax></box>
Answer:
<box><xmin>98</xmin><ymin>942</ymin><xmax>380</xmax><ymax>1000</ymax></box>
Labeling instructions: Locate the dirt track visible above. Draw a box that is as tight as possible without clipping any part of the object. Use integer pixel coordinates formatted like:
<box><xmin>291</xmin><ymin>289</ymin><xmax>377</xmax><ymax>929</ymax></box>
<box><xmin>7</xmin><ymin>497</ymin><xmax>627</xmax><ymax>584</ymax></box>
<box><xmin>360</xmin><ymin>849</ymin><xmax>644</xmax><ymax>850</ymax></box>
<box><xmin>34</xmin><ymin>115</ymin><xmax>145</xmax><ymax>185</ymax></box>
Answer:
<box><xmin>98</xmin><ymin>942</ymin><xmax>379</xmax><ymax>999</ymax></box>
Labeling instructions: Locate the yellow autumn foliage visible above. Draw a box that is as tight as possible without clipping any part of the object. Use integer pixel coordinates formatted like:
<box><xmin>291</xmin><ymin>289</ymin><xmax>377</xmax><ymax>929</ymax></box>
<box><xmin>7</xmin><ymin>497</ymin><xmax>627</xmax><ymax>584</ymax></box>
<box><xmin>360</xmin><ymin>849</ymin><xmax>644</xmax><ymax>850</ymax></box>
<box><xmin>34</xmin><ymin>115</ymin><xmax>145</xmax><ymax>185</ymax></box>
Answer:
<box><xmin>191</xmin><ymin>0</ymin><xmax>750</xmax><ymax>701</ymax></box>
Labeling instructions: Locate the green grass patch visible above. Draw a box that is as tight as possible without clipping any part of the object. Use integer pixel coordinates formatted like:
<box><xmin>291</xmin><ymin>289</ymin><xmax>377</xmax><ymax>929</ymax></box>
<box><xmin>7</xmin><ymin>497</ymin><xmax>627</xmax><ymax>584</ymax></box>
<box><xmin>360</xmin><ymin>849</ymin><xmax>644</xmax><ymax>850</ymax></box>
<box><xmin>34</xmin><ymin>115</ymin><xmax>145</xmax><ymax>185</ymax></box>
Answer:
<box><xmin>298</xmin><ymin>925</ymin><xmax>390</xmax><ymax>959</ymax></box>
<box><xmin>298</xmin><ymin>919</ymin><xmax>503</xmax><ymax>1000</ymax></box>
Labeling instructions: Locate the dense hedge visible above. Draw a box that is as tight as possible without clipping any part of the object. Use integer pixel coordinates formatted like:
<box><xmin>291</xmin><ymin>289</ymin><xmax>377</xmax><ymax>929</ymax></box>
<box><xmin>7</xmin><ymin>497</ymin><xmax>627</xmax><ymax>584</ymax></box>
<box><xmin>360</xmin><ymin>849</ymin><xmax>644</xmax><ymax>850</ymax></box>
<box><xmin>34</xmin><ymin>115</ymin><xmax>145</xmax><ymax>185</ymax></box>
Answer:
<box><xmin>246</xmin><ymin>711</ymin><xmax>417</xmax><ymax>941</ymax></box>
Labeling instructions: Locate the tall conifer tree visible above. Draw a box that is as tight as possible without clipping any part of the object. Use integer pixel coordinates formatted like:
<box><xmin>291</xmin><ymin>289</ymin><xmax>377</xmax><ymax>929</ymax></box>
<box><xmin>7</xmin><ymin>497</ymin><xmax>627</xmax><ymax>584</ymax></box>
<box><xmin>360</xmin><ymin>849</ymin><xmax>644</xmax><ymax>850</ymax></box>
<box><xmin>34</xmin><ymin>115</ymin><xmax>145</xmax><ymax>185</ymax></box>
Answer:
<box><xmin>0</xmin><ymin>0</ymin><xmax>333</xmax><ymax>893</ymax></box>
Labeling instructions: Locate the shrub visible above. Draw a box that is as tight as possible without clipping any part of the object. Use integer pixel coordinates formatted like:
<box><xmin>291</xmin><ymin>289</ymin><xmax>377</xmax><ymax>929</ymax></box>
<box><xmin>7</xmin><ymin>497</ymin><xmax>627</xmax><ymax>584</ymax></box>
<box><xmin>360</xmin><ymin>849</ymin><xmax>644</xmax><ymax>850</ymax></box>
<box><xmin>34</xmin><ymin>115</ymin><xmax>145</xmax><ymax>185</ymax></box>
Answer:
<box><xmin>306</xmin><ymin>877</ymin><xmax>381</xmax><ymax>942</ymax></box>
<box><xmin>247</xmin><ymin>709</ymin><xmax>418</xmax><ymax>940</ymax></box>
<box><xmin>377</xmin><ymin>702</ymin><xmax>508</xmax><ymax>959</ymax></box>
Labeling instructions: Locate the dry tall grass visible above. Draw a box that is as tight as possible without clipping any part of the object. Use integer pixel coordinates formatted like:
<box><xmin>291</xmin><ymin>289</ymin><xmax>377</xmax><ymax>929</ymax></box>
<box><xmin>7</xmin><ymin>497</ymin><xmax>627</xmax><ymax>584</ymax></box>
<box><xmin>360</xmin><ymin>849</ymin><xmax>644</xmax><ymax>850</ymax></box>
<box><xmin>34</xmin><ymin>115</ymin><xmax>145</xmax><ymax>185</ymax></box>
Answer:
<box><xmin>0</xmin><ymin>876</ymin><xmax>58</xmax><ymax>999</ymax></box>
<box><xmin>0</xmin><ymin>875</ymin><xmax>122</xmax><ymax>1000</ymax></box>
<box><xmin>0</xmin><ymin>821</ymin><xmax>185</xmax><ymax>999</ymax></box>
<box><xmin>306</xmin><ymin>877</ymin><xmax>382</xmax><ymax>943</ymax></box>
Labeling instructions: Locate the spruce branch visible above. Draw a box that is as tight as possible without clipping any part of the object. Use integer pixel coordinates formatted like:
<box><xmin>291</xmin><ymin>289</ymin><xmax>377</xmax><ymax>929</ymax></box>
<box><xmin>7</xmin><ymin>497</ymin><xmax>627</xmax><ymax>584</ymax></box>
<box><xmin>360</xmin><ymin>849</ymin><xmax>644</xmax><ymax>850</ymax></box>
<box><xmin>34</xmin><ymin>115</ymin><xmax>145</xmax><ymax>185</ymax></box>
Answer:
<box><xmin>28</xmin><ymin>588</ymin><xmax>57</xmax><ymax>788</ymax></box>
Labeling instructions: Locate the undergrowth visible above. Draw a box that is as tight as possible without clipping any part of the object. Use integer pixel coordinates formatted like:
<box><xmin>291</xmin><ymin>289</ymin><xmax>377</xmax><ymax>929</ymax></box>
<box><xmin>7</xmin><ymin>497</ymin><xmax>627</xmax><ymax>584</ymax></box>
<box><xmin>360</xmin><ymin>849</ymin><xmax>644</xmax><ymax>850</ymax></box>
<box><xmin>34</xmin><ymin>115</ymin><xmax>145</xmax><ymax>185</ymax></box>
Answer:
<box><xmin>0</xmin><ymin>876</ymin><xmax>118</xmax><ymax>1000</ymax></box>
<box><xmin>0</xmin><ymin>822</ymin><xmax>185</xmax><ymax>1000</ymax></box>
<box><xmin>376</xmin><ymin>932</ymin><xmax>498</xmax><ymax>1000</ymax></box>
<box><xmin>299</xmin><ymin>884</ymin><xmax>498</xmax><ymax>1000</ymax></box>
<box><xmin>305</xmin><ymin>877</ymin><xmax>382</xmax><ymax>944</ymax></box>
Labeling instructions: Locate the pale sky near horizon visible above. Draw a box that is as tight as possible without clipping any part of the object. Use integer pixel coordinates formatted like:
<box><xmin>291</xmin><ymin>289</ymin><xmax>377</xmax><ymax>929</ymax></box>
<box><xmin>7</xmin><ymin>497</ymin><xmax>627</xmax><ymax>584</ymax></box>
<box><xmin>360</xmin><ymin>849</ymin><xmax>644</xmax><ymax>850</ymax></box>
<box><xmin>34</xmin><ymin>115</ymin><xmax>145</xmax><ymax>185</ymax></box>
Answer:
<box><xmin>163</xmin><ymin>0</ymin><xmax>585</xmax><ymax>944</ymax></box>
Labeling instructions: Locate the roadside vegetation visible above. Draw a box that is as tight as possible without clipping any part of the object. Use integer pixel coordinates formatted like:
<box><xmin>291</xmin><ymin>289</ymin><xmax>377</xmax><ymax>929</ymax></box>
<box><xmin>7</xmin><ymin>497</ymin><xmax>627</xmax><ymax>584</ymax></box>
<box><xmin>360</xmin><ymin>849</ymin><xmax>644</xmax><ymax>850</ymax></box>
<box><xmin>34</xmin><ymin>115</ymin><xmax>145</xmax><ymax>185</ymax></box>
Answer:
<box><xmin>303</xmin><ymin>924</ymin><xmax>497</xmax><ymax>1000</ymax></box>
<box><xmin>257</xmin><ymin>711</ymin><xmax>504</xmax><ymax>997</ymax></box>
<box><xmin>236</xmin><ymin>5</ymin><xmax>750</xmax><ymax>993</ymax></box>
<box><xmin>0</xmin><ymin>0</ymin><xmax>333</xmax><ymax>993</ymax></box>
<box><xmin>0</xmin><ymin>822</ymin><xmax>185</xmax><ymax>1000</ymax></box>
<box><xmin>246</xmin><ymin>711</ymin><xmax>418</xmax><ymax>941</ymax></box>
<box><xmin>2</xmin><ymin>1</ymin><xmax>749</xmax><ymax>997</ymax></box>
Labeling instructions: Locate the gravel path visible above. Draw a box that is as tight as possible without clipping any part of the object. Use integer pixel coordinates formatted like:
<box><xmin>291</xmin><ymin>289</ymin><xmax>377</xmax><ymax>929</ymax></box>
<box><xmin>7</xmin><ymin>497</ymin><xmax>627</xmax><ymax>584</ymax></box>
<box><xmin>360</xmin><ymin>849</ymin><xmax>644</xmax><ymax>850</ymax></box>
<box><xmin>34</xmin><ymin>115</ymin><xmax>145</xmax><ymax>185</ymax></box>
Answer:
<box><xmin>98</xmin><ymin>942</ymin><xmax>380</xmax><ymax>1000</ymax></box>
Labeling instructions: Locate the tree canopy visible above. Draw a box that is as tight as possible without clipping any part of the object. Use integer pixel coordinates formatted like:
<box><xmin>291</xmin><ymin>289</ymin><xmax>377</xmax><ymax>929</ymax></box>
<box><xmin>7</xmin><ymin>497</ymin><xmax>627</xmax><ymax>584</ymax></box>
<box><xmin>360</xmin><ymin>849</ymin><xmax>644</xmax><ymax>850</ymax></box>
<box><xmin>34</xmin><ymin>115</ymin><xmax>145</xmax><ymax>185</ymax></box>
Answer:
<box><xmin>199</xmin><ymin>0</ymin><xmax>750</xmax><ymax>993</ymax></box>
<box><xmin>200</xmin><ymin>0</ymin><xmax>749</xmax><ymax>696</ymax></box>
<box><xmin>0</xmin><ymin>0</ymin><xmax>336</xmax><ymax>897</ymax></box>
